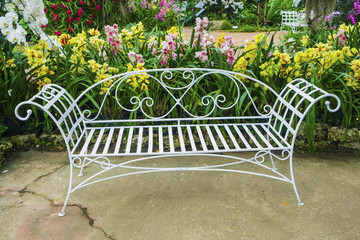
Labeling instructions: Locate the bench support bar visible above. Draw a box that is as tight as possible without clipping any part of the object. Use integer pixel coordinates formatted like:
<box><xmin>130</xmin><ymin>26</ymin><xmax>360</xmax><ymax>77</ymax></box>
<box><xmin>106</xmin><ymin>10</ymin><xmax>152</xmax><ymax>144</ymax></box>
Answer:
<box><xmin>58</xmin><ymin>150</ymin><xmax>304</xmax><ymax>216</ymax></box>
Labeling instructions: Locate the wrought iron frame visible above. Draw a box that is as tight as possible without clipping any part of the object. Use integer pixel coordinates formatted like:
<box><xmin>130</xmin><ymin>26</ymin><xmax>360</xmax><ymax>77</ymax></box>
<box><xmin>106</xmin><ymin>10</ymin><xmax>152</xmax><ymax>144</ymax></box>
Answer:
<box><xmin>15</xmin><ymin>68</ymin><xmax>340</xmax><ymax>217</ymax></box>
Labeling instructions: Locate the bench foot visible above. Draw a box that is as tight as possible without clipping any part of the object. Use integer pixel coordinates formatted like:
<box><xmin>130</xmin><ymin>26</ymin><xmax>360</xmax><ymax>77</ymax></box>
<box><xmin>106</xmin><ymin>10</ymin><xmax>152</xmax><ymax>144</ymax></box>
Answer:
<box><xmin>58</xmin><ymin>212</ymin><xmax>65</xmax><ymax>217</ymax></box>
<box><xmin>298</xmin><ymin>202</ymin><xmax>304</xmax><ymax>206</ymax></box>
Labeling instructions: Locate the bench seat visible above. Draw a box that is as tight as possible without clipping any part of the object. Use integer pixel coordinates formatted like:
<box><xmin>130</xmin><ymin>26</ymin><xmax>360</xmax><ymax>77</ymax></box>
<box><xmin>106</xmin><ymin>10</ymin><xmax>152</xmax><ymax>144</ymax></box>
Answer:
<box><xmin>72</xmin><ymin>123</ymin><xmax>291</xmax><ymax>157</ymax></box>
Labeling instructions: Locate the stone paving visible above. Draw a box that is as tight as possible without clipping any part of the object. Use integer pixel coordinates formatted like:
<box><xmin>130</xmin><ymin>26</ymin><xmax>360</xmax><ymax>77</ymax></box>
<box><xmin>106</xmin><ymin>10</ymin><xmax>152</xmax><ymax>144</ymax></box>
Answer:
<box><xmin>0</xmin><ymin>150</ymin><xmax>359</xmax><ymax>240</ymax></box>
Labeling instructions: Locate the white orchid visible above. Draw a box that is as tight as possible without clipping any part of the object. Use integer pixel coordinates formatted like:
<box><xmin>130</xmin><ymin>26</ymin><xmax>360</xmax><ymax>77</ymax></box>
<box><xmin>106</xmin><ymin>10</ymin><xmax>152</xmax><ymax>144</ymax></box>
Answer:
<box><xmin>200</xmin><ymin>0</ymin><xmax>244</xmax><ymax>13</ymax></box>
<box><xmin>0</xmin><ymin>0</ymin><xmax>52</xmax><ymax>46</ymax></box>
<box><xmin>1</xmin><ymin>26</ymin><xmax>12</xmax><ymax>36</ymax></box>
<box><xmin>5</xmin><ymin>10</ymin><xmax>18</xmax><ymax>21</ymax></box>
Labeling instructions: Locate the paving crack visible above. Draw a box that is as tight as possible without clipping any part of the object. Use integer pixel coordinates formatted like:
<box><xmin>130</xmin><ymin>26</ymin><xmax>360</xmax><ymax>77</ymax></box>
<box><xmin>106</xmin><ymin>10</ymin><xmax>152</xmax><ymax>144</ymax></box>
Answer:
<box><xmin>13</xmin><ymin>188</ymin><xmax>116</xmax><ymax>239</ymax></box>
<box><xmin>6</xmin><ymin>163</ymin><xmax>116</xmax><ymax>239</ymax></box>
<box><xmin>24</xmin><ymin>165</ymin><xmax>66</xmax><ymax>189</ymax></box>
<box><xmin>69</xmin><ymin>203</ymin><xmax>117</xmax><ymax>240</ymax></box>
<box><xmin>18</xmin><ymin>187</ymin><xmax>54</xmax><ymax>204</ymax></box>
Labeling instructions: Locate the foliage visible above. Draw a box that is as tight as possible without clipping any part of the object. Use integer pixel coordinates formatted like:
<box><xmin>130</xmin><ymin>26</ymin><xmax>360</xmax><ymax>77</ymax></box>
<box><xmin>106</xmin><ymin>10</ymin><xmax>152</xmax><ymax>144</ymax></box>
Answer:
<box><xmin>305</xmin><ymin>0</ymin><xmax>337</xmax><ymax>34</ymax></box>
<box><xmin>0</xmin><ymin>40</ymin><xmax>36</xmax><ymax>118</ymax></box>
<box><xmin>236</xmin><ymin>0</ymin><xmax>296</xmax><ymax>27</ymax></box>
<box><xmin>97</xmin><ymin>0</ymin><xmax>133</xmax><ymax>28</ymax></box>
<box><xmin>3</xmin><ymin>14</ymin><xmax>360</xmax><ymax>150</ymax></box>
<box><xmin>232</xmin><ymin>23</ymin><xmax>360</xmax><ymax>147</ymax></box>
<box><xmin>116</xmin><ymin>0</ymin><xmax>180</xmax><ymax>31</ymax></box>
<box><xmin>220</xmin><ymin>20</ymin><xmax>233</xmax><ymax>30</ymax></box>
<box><xmin>236</xmin><ymin>25</ymin><xmax>263</xmax><ymax>32</ymax></box>
<box><xmin>43</xmin><ymin>0</ymin><xmax>102</xmax><ymax>35</ymax></box>
<box><xmin>0</xmin><ymin>124</ymin><xmax>7</xmax><ymax>136</ymax></box>
<box><xmin>243</xmin><ymin>12</ymin><xmax>258</xmax><ymax>25</ymax></box>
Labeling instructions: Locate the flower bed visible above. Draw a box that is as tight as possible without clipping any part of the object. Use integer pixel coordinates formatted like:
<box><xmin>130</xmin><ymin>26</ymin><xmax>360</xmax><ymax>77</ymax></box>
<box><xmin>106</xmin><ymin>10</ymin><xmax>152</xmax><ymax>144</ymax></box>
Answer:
<box><xmin>1</xmin><ymin>0</ymin><xmax>360</xmax><ymax>152</ymax></box>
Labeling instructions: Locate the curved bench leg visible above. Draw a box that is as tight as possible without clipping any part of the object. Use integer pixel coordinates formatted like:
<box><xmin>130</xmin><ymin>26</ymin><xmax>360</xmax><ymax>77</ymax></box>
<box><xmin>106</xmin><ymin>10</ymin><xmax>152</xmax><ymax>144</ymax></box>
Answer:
<box><xmin>269</xmin><ymin>153</ymin><xmax>277</xmax><ymax>170</ymax></box>
<box><xmin>289</xmin><ymin>150</ymin><xmax>304</xmax><ymax>205</ymax></box>
<box><xmin>78</xmin><ymin>132</ymin><xmax>89</xmax><ymax>177</ymax></box>
<box><xmin>59</xmin><ymin>157</ymin><xmax>75</xmax><ymax>217</ymax></box>
<box><xmin>78</xmin><ymin>157</ymin><xmax>86</xmax><ymax>176</ymax></box>
<box><xmin>266</xmin><ymin>133</ymin><xmax>277</xmax><ymax>170</ymax></box>
<box><xmin>292</xmin><ymin>182</ymin><xmax>304</xmax><ymax>206</ymax></box>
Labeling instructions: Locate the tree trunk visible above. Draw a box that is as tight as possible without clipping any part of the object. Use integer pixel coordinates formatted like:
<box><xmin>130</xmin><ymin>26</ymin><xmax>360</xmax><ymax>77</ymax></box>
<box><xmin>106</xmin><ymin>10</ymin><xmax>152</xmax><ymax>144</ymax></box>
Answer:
<box><xmin>305</xmin><ymin>0</ymin><xmax>337</xmax><ymax>35</ymax></box>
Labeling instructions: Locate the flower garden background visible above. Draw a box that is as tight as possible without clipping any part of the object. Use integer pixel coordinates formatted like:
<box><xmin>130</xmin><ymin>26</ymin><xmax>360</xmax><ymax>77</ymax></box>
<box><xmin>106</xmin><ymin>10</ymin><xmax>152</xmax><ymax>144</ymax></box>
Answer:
<box><xmin>1</xmin><ymin>0</ymin><xmax>360</xmax><ymax>160</ymax></box>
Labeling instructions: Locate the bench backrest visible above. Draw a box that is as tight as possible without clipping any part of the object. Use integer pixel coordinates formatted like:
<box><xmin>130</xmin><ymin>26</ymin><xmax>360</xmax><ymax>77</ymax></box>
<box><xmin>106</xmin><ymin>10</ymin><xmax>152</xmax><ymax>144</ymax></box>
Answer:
<box><xmin>77</xmin><ymin>68</ymin><xmax>275</xmax><ymax>126</ymax></box>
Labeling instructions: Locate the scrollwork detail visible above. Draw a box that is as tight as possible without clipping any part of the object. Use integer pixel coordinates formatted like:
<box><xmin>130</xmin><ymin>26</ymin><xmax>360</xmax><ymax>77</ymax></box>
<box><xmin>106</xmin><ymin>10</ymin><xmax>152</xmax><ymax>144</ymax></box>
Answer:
<box><xmin>99</xmin><ymin>157</ymin><xmax>112</xmax><ymax>170</ymax></box>
<box><xmin>72</xmin><ymin>156</ymin><xmax>112</xmax><ymax>170</ymax></box>
<box><xmin>254</xmin><ymin>150</ymin><xmax>267</xmax><ymax>163</ymax></box>
<box><xmin>262</xmin><ymin>105</ymin><xmax>273</xmax><ymax>115</ymax></box>
<box><xmin>253</xmin><ymin>149</ymin><xmax>291</xmax><ymax>164</ymax></box>
<box><xmin>72</xmin><ymin>157</ymin><xmax>83</xmax><ymax>168</ymax></box>
<box><xmin>81</xmin><ymin>69</ymin><xmax>275</xmax><ymax>121</ymax></box>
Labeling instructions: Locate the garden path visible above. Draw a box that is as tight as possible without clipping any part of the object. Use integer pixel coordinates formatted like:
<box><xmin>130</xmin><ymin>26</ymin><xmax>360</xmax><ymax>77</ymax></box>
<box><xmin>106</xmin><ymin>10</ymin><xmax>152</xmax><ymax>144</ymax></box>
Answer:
<box><xmin>0</xmin><ymin>150</ymin><xmax>359</xmax><ymax>239</ymax></box>
<box><xmin>182</xmin><ymin>27</ymin><xmax>288</xmax><ymax>47</ymax></box>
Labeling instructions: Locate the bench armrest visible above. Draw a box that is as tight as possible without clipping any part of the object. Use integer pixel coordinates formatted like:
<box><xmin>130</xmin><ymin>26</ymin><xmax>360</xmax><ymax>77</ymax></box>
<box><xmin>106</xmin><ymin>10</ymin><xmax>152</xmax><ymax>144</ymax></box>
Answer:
<box><xmin>15</xmin><ymin>84</ymin><xmax>86</xmax><ymax>152</ymax></box>
<box><xmin>269</xmin><ymin>79</ymin><xmax>340</xmax><ymax>146</ymax></box>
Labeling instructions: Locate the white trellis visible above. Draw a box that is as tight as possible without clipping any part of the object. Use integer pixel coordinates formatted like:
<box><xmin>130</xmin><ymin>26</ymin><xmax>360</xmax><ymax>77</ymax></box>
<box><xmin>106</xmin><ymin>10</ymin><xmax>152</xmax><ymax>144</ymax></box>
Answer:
<box><xmin>281</xmin><ymin>10</ymin><xmax>308</xmax><ymax>32</ymax></box>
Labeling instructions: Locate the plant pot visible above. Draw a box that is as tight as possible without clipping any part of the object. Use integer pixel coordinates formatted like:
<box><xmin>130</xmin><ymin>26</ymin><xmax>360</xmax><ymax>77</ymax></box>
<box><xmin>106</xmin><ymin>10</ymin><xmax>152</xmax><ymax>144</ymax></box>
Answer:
<box><xmin>4</xmin><ymin>116</ymin><xmax>22</xmax><ymax>136</ymax></box>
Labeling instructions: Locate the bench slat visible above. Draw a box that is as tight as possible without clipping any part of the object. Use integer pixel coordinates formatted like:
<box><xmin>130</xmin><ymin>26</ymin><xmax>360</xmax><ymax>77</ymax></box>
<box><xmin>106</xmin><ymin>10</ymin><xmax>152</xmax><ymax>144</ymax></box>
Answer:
<box><xmin>205</xmin><ymin>125</ymin><xmax>219</xmax><ymax>151</ymax></box>
<box><xmin>159</xmin><ymin>127</ymin><xmax>164</xmax><ymax>153</ymax></box>
<box><xmin>252</xmin><ymin>125</ymin><xmax>273</xmax><ymax>148</ymax></box>
<box><xmin>91</xmin><ymin>128</ymin><xmax>105</xmax><ymax>155</ymax></box>
<box><xmin>214</xmin><ymin>125</ymin><xmax>230</xmax><ymax>150</ymax></box>
<box><xmin>260</xmin><ymin>124</ymin><xmax>285</xmax><ymax>148</ymax></box>
<box><xmin>137</xmin><ymin>127</ymin><xmax>144</xmax><ymax>154</ymax></box>
<box><xmin>148</xmin><ymin>126</ymin><xmax>153</xmax><ymax>153</ymax></box>
<box><xmin>177</xmin><ymin>126</ymin><xmax>186</xmax><ymax>152</ymax></box>
<box><xmin>196</xmin><ymin>125</ymin><xmax>208</xmax><ymax>151</ymax></box>
<box><xmin>78</xmin><ymin>123</ymin><xmax>290</xmax><ymax>157</ymax></box>
<box><xmin>224</xmin><ymin>125</ymin><xmax>241</xmax><ymax>150</ymax></box>
<box><xmin>125</xmin><ymin>128</ymin><xmax>134</xmax><ymax>154</ymax></box>
<box><xmin>243</xmin><ymin>125</ymin><xmax>262</xmax><ymax>149</ymax></box>
<box><xmin>114</xmin><ymin>128</ymin><xmax>124</xmax><ymax>154</ymax></box>
<box><xmin>103</xmin><ymin>128</ymin><xmax>114</xmax><ymax>155</ymax></box>
<box><xmin>80</xmin><ymin>128</ymin><xmax>95</xmax><ymax>155</ymax></box>
<box><xmin>233</xmin><ymin>125</ymin><xmax>252</xmax><ymax>150</ymax></box>
<box><xmin>168</xmin><ymin>126</ymin><xmax>175</xmax><ymax>153</ymax></box>
<box><xmin>187</xmin><ymin>126</ymin><xmax>197</xmax><ymax>151</ymax></box>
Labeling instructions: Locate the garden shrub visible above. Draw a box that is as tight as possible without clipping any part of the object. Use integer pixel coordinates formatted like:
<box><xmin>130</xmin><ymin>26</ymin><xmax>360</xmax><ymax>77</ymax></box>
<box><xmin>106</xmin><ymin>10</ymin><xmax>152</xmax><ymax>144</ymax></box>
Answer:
<box><xmin>237</xmin><ymin>25</ymin><xmax>260</xmax><ymax>32</ymax></box>
<box><xmin>243</xmin><ymin>13</ymin><xmax>258</xmax><ymax>25</ymax></box>
<box><xmin>43</xmin><ymin>0</ymin><xmax>103</xmax><ymax>36</ymax></box>
<box><xmin>117</xmin><ymin>0</ymin><xmax>180</xmax><ymax>31</ymax></box>
<box><xmin>220</xmin><ymin>20</ymin><xmax>233</xmax><ymax>30</ymax></box>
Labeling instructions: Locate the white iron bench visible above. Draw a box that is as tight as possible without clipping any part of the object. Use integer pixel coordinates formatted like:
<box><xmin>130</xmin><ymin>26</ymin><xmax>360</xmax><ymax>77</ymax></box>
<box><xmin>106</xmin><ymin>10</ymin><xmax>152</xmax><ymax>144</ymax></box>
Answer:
<box><xmin>15</xmin><ymin>68</ymin><xmax>340</xmax><ymax>216</ymax></box>
<box><xmin>280</xmin><ymin>11</ymin><xmax>308</xmax><ymax>32</ymax></box>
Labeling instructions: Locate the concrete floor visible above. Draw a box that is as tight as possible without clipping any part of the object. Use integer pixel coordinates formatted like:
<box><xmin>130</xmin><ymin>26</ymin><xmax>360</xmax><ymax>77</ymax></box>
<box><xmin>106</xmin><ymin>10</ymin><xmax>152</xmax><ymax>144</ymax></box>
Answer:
<box><xmin>0</xmin><ymin>150</ymin><xmax>359</xmax><ymax>240</ymax></box>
